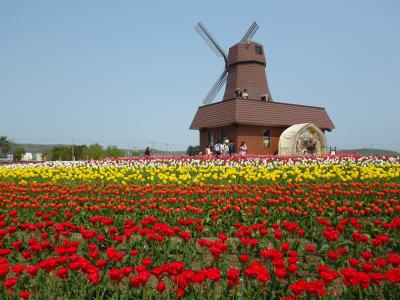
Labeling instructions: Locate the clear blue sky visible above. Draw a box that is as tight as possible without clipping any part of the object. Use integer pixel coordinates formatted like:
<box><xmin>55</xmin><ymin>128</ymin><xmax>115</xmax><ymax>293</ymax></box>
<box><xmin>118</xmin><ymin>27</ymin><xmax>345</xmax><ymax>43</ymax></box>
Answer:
<box><xmin>1</xmin><ymin>1</ymin><xmax>399</xmax><ymax>151</ymax></box>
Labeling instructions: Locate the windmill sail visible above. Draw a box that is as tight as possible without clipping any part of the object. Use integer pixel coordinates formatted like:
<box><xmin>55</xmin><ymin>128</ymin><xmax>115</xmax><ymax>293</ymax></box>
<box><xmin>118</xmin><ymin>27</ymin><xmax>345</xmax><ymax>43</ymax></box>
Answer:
<box><xmin>195</xmin><ymin>22</ymin><xmax>227</xmax><ymax>63</ymax></box>
<box><xmin>240</xmin><ymin>21</ymin><xmax>259</xmax><ymax>42</ymax></box>
<box><xmin>202</xmin><ymin>69</ymin><xmax>228</xmax><ymax>105</ymax></box>
<box><xmin>196</xmin><ymin>21</ymin><xmax>260</xmax><ymax>105</ymax></box>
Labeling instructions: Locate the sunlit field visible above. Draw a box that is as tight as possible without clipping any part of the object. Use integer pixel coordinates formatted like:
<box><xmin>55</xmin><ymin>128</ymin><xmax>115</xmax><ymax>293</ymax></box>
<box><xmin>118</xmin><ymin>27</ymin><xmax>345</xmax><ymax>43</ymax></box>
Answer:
<box><xmin>1</xmin><ymin>155</ymin><xmax>400</xmax><ymax>299</ymax></box>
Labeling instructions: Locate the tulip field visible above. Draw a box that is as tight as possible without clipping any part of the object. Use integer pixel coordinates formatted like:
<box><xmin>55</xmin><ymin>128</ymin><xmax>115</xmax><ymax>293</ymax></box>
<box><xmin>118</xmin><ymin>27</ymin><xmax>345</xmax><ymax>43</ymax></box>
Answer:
<box><xmin>0</xmin><ymin>154</ymin><xmax>400</xmax><ymax>299</ymax></box>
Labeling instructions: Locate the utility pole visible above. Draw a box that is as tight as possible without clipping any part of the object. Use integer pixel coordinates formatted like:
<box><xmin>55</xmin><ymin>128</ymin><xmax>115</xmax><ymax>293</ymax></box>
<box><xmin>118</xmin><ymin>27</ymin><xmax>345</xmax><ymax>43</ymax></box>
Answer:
<box><xmin>166</xmin><ymin>143</ymin><xmax>170</xmax><ymax>155</ymax></box>
<box><xmin>150</xmin><ymin>142</ymin><xmax>156</xmax><ymax>156</ymax></box>
<box><xmin>71</xmin><ymin>140</ymin><xmax>75</xmax><ymax>161</ymax></box>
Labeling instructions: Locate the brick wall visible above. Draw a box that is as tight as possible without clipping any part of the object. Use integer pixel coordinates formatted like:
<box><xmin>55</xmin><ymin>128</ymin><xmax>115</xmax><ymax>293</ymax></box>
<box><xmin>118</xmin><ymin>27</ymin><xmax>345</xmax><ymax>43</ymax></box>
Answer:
<box><xmin>199</xmin><ymin>124</ymin><xmax>287</xmax><ymax>155</ymax></box>
<box><xmin>237</xmin><ymin>125</ymin><xmax>286</xmax><ymax>155</ymax></box>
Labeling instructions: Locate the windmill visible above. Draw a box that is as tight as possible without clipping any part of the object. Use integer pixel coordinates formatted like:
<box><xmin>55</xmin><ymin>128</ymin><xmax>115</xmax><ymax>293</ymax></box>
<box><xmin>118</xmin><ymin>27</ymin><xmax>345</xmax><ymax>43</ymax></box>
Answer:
<box><xmin>190</xmin><ymin>22</ymin><xmax>334</xmax><ymax>156</ymax></box>
<box><xmin>195</xmin><ymin>21</ymin><xmax>272</xmax><ymax>105</ymax></box>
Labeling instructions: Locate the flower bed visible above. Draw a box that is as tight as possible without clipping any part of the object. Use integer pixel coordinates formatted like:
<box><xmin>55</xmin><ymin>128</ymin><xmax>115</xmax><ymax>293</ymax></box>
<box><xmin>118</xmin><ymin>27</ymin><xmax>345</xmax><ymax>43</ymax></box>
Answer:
<box><xmin>0</xmin><ymin>155</ymin><xmax>399</xmax><ymax>299</ymax></box>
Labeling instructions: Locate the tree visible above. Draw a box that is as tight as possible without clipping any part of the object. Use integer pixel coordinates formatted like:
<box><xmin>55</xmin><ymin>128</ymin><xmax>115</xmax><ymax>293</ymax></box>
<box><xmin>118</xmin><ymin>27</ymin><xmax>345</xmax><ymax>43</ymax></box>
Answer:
<box><xmin>12</xmin><ymin>147</ymin><xmax>26</xmax><ymax>162</ymax></box>
<box><xmin>0</xmin><ymin>136</ymin><xmax>11</xmax><ymax>154</ymax></box>
<box><xmin>186</xmin><ymin>145</ymin><xmax>200</xmax><ymax>156</ymax></box>
<box><xmin>104</xmin><ymin>145</ymin><xmax>125</xmax><ymax>158</ymax></box>
<box><xmin>88</xmin><ymin>144</ymin><xmax>104</xmax><ymax>160</ymax></box>
<box><xmin>50</xmin><ymin>146</ymin><xmax>71</xmax><ymax>161</ymax></box>
<box><xmin>73</xmin><ymin>145</ymin><xmax>88</xmax><ymax>160</ymax></box>
<box><xmin>130</xmin><ymin>151</ymin><xmax>141</xmax><ymax>157</ymax></box>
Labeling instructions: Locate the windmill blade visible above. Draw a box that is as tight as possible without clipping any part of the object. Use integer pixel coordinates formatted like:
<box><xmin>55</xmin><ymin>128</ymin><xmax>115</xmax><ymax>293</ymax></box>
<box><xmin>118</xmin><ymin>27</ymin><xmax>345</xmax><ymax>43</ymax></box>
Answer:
<box><xmin>240</xmin><ymin>21</ymin><xmax>259</xmax><ymax>41</ymax></box>
<box><xmin>195</xmin><ymin>22</ymin><xmax>227</xmax><ymax>63</ymax></box>
<box><xmin>202</xmin><ymin>69</ymin><xmax>228</xmax><ymax>105</ymax></box>
<box><xmin>195</xmin><ymin>24</ymin><xmax>222</xmax><ymax>57</ymax></box>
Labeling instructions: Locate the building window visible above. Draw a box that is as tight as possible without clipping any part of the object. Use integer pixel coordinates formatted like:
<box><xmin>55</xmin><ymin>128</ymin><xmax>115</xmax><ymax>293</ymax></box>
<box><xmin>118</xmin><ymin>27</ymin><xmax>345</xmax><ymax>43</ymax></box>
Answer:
<box><xmin>255</xmin><ymin>46</ymin><xmax>263</xmax><ymax>55</ymax></box>
<box><xmin>208</xmin><ymin>132</ymin><xmax>214</xmax><ymax>146</ymax></box>
<box><xmin>263</xmin><ymin>129</ymin><xmax>270</xmax><ymax>147</ymax></box>
<box><xmin>221</xmin><ymin>128</ymin><xmax>227</xmax><ymax>143</ymax></box>
<box><xmin>261</xmin><ymin>93</ymin><xmax>270</xmax><ymax>101</ymax></box>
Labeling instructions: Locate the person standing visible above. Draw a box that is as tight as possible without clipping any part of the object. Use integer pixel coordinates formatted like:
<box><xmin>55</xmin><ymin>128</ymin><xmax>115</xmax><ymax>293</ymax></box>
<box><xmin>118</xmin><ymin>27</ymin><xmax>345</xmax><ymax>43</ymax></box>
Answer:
<box><xmin>242</xmin><ymin>89</ymin><xmax>249</xmax><ymax>99</ymax></box>
<box><xmin>222</xmin><ymin>139</ymin><xmax>230</xmax><ymax>155</ymax></box>
<box><xmin>235</xmin><ymin>88</ymin><xmax>241</xmax><ymax>98</ymax></box>
<box><xmin>214</xmin><ymin>140</ymin><xmax>222</xmax><ymax>157</ymax></box>
<box><xmin>228</xmin><ymin>140</ymin><xmax>236</xmax><ymax>155</ymax></box>
<box><xmin>144</xmin><ymin>147</ymin><xmax>150</xmax><ymax>157</ymax></box>
<box><xmin>205</xmin><ymin>145</ymin><xmax>212</xmax><ymax>156</ymax></box>
<box><xmin>239</xmin><ymin>141</ymin><xmax>247</xmax><ymax>157</ymax></box>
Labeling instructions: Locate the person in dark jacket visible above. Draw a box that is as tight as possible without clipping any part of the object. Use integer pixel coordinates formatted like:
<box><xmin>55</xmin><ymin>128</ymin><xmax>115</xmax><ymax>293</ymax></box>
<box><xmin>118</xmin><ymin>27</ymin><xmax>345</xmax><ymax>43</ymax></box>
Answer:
<box><xmin>144</xmin><ymin>147</ymin><xmax>150</xmax><ymax>157</ymax></box>
<box><xmin>228</xmin><ymin>140</ymin><xmax>236</xmax><ymax>155</ymax></box>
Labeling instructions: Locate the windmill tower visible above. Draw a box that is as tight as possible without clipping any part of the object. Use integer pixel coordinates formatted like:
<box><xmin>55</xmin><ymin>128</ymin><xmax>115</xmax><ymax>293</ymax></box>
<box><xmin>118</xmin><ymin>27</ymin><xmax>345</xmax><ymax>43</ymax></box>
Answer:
<box><xmin>195</xmin><ymin>21</ymin><xmax>273</xmax><ymax>104</ymax></box>
<box><xmin>190</xmin><ymin>22</ymin><xmax>334</xmax><ymax>155</ymax></box>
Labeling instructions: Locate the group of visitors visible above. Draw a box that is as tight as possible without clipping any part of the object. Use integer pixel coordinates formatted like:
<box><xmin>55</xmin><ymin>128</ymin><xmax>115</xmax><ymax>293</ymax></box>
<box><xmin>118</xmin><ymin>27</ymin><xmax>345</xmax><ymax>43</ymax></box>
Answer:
<box><xmin>205</xmin><ymin>140</ymin><xmax>247</xmax><ymax>157</ymax></box>
<box><xmin>235</xmin><ymin>88</ymin><xmax>249</xmax><ymax>99</ymax></box>
<box><xmin>144</xmin><ymin>141</ymin><xmax>248</xmax><ymax>158</ymax></box>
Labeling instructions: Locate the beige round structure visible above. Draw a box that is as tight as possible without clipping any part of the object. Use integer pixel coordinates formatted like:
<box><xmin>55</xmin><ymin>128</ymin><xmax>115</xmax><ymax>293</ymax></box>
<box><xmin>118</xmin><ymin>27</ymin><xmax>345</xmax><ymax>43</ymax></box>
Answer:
<box><xmin>278</xmin><ymin>123</ymin><xmax>328</xmax><ymax>156</ymax></box>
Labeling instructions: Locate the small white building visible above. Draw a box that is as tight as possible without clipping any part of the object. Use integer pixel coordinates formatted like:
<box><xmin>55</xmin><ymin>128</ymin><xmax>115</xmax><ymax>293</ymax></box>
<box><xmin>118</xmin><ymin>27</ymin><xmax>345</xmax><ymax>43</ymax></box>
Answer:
<box><xmin>22</xmin><ymin>152</ymin><xmax>33</xmax><ymax>161</ymax></box>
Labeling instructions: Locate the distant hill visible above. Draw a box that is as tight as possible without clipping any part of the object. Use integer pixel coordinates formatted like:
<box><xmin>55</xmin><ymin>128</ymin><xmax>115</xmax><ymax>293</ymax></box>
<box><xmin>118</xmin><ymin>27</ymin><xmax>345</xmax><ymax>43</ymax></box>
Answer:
<box><xmin>10</xmin><ymin>143</ymin><xmax>66</xmax><ymax>154</ymax></box>
<box><xmin>338</xmin><ymin>148</ymin><xmax>400</xmax><ymax>156</ymax></box>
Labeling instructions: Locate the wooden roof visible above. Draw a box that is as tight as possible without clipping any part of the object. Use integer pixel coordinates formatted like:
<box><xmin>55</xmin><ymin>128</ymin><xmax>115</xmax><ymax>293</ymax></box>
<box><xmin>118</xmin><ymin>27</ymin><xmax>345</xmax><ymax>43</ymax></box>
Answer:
<box><xmin>190</xmin><ymin>98</ymin><xmax>335</xmax><ymax>130</ymax></box>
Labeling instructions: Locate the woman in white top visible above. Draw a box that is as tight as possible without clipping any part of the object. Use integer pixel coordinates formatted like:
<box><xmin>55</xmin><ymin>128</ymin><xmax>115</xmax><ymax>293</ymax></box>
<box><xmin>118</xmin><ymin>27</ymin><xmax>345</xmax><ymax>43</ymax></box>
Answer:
<box><xmin>222</xmin><ymin>140</ymin><xmax>230</xmax><ymax>155</ymax></box>
<box><xmin>242</xmin><ymin>89</ymin><xmax>249</xmax><ymax>99</ymax></box>
<box><xmin>239</xmin><ymin>141</ymin><xmax>247</xmax><ymax>157</ymax></box>
<box><xmin>205</xmin><ymin>145</ymin><xmax>212</xmax><ymax>156</ymax></box>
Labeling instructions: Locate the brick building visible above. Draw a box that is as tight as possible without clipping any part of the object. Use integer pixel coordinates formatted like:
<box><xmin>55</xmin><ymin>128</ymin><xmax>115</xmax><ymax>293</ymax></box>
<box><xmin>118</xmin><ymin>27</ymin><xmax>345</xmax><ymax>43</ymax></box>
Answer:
<box><xmin>190</xmin><ymin>38</ymin><xmax>334</xmax><ymax>154</ymax></box>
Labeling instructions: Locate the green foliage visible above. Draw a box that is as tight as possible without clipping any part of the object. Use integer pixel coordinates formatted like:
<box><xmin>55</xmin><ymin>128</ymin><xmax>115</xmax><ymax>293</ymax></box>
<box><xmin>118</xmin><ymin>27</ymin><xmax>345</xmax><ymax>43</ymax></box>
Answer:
<box><xmin>0</xmin><ymin>136</ymin><xmax>11</xmax><ymax>154</ymax></box>
<box><xmin>186</xmin><ymin>145</ymin><xmax>200</xmax><ymax>156</ymax></box>
<box><xmin>12</xmin><ymin>147</ymin><xmax>26</xmax><ymax>162</ymax></box>
<box><xmin>73</xmin><ymin>145</ymin><xmax>89</xmax><ymax>160</ymax></box>
<box><xmin>45</xmin><ymin>144</ymin><xmax>126</xmax><ymax>160</ymax></box>
<box><xmin>88</xmin><ymin>143</ymin><xmax>104</xmax><ymax>160</ymax></box>
<box><xmin>130</xmin><ymin>151</ymin><xmax>141</xmax><ymax>157</ymax></box>
<box><xmin>50</xmin><ymin>146</ymin><xmax>72</xmax><ymax>161</ymax></box>
<box><xmin>48</xmin><ymin>145</ymin><xmax>89</xmax><ymax>161</ymax></box>
<box><xmin>104</xmin><ymin>145</ymin><xmax>125</xmax><ymax>158</ymax></box>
